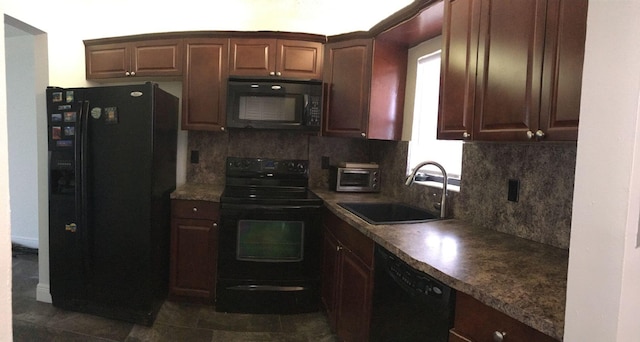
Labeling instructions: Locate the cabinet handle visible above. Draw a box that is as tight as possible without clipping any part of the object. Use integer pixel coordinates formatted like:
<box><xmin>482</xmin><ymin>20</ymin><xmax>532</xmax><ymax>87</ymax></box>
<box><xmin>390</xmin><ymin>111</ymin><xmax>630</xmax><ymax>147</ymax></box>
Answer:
<box><xmin>535</xmin><ymin>129</ymin><xmax>546</xmax><ymax>139</ymax></box>
<box><xmin>125</xmin><ymin>71</ymin><xmax>131</xmax><ymax>76</ymax></box>
<box><xmin>526</xmin><ymin>130</ymin><xmax>535</xmax><ymax>139</ymax></box>
<box><xmin>493</xmin><ymin>331</ymin><xmax>506</xmax><ymax>342</ymax></box>
<box><xmin>361</xmin><ymin>132</ymin><xmax>366</xmax><ymax>138</ymax></box>
<box><xmin>462</xmin><ymin>132</ymin><xmax>471</xmax><ymax>139</ymax></box>
<box><xmin>192</xmin><ymin>207</ymin><xmax>198</xmax><ymax>213</ymax></box>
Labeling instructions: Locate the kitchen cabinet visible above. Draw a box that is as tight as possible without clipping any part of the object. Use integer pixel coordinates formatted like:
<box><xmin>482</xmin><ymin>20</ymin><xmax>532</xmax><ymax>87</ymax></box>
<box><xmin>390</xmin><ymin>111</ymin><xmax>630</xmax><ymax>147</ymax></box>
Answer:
<box><xmin>85</xmin><ymin>38</ymin><xmax>183</xmax><ymax>80</ymax></box>
<box><xmin>169</xmin><ymin>200</ymin><xmax>219</xmax><ymax>303</ymax></box>
<box><xmin>229</xmin><ymin>38</ymin><xmax>323</xmax><ymax>79</ymax></box>
<box><xmin>437</xmin><ymin>0</ymin><xmax>587</xmax><ymax>141</ymax></box>
<box><xmin>181</xmin><ymin>38</ymin><xmax>229</xmax><ymax>131</ymax></box>
<box><xmin>449</xmin><ymin>291</ymin><xmax>559</xmax><ymax>342</ymax></box>
<box><xmin>321</xmin><ymin>209</ymin><xmax>375</xmax><ymax>342</ymax></box>
<box><xmin>323</xmin><ymin>38</ymin><xmax>407</xmax><ymax>140</ymax></box>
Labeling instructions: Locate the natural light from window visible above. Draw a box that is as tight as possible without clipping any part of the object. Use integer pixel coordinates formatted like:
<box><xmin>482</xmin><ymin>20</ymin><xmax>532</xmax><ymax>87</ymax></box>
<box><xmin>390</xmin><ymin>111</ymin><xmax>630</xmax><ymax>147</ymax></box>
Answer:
<box><xmin>407</xmin><ymin>48</ymin><xmax>463</xmax><ymax>184</ymax></box>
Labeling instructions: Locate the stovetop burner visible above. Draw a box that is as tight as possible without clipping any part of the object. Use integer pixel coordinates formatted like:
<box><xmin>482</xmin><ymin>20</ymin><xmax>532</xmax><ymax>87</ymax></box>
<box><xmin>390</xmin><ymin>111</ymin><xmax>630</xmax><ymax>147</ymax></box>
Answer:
<box><xmin>221</xmin><ymin>157</ymin><xmax>322</xmax><ymax>206</ymax></box>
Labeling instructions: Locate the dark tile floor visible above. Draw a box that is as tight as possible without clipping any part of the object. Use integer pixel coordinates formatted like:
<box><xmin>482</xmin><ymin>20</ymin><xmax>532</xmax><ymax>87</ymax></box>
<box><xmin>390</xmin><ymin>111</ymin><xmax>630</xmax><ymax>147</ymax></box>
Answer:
<box><xmin>12</xmin><ymin>248</ymin><xmax>337</xmax><ymax>341</ymax></box>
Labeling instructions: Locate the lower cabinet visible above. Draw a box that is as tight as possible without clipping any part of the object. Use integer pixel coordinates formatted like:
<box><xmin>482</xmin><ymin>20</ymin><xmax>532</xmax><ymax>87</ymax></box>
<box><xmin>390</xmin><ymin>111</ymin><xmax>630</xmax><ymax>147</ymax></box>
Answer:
<box><xmin>169</xmin><ymin>199</ymin><xmax>219</xmax><ymax>303</ymax></box>
<box><xmin>450</xmin><ymin>292</ymin><xmax>559</xmax><ymax>342</ymax></box>
<box><xmin>321</xmin><ymin>209</ymin><xmax>375</xmax><ymax>342</ymax></box>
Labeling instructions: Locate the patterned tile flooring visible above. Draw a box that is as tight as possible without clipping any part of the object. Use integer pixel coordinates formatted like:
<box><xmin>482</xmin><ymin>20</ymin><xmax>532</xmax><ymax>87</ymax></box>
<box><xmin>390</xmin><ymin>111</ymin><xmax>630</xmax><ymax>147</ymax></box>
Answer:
<box><xmin>12</xmin><ymin>249</ymin><xmax>337</xmax><ymax>341</ymax></box>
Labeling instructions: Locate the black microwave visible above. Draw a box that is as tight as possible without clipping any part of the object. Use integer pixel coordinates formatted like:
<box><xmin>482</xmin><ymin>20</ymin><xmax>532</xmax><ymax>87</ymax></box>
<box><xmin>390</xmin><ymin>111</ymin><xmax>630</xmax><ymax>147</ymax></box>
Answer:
<box><xmin>226</xmin><ymin>77</ymin><xmax>322</xmax><ymax>131</ymax></box>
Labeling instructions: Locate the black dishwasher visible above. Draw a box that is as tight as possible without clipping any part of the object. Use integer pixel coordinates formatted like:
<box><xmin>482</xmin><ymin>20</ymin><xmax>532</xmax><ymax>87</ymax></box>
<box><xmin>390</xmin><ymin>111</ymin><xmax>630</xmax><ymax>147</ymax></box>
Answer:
<box><xmin>370</xmin><ymin>246</ymin><xmax>455</xmax><ymax>342</ymax></box>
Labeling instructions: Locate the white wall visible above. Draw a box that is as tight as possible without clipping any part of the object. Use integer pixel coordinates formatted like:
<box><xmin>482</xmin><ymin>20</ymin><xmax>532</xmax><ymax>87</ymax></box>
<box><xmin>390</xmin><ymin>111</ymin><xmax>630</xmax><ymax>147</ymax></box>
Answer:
<box><xmin>564</xmin><ymin>0</ymin><xmax>640</xmax><ymax>341</ymax></box>
<box><xmin>0</xmin><ymin>5</ymin><xmax>13</xmax><ymax>341</ymax></box>
<box><xmin>6</xmin><ymin>30</ymin><xmax>39</xmax><ymax>248</ymax></box>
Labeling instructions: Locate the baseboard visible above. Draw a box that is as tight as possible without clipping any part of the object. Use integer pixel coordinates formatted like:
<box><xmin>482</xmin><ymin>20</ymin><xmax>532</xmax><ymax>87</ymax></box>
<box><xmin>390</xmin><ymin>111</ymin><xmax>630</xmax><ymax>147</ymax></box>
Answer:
<box><xmin>11</xmin><ymin>236</ymin><xmax>39</xmax><ymax>249</ymax></box>
<box><xmin>36</xmin><ymin>283</ymin><xmax>52</xmax><ymax>303</ymax></box>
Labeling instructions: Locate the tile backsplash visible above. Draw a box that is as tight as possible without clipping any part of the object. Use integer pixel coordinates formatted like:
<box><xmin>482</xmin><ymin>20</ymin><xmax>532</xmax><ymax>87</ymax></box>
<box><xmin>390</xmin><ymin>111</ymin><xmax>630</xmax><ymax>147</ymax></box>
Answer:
<box><xmin>187</xmin><ymin>131</ymin><xmax>576</xmax><ymax>249</ymax></box>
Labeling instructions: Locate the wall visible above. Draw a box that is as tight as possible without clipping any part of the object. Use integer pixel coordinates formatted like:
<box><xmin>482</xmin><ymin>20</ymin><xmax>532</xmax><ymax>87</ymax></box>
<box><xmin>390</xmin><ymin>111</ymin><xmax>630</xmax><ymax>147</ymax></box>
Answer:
<box><xmin>186</xmin><ymin>130</ymin><xmax>370</xmax><ymax>187</ymax></box>
<box><xmin>6</xmin><ymin>28</ymin><xmax>39</xmax><ymax>248</ymax></box>
<box><xmin>0</xmin><ymin>6</ymin><xmax>13</xmax><ymax>341</ymax></box>
<box><xmin>564</xmin><ymin>0</ymin><xmax>640</xmax><ymax>340</ymax></box>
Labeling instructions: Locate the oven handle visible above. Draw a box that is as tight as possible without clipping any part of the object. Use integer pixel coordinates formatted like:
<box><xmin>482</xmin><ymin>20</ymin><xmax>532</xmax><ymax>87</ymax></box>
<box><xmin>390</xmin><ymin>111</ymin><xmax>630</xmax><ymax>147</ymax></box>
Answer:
<box><xmin>220</xmin><ymin>204</ymin><xmax>322</xmax><ymax>211</ymax></box>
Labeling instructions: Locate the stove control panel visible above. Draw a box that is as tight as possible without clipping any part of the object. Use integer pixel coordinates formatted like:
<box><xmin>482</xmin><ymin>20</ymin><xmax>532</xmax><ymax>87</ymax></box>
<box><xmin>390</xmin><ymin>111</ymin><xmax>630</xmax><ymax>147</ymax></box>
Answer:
<box><xmin>226</xmin><ymin>157</ymin><xmax>309</xmax><ymax>177</ymax></box>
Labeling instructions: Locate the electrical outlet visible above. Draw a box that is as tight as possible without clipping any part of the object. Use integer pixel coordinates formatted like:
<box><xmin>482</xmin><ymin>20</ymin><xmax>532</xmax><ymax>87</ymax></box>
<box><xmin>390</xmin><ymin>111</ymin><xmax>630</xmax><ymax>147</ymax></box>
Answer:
<box><xmin>508</xmin><ymin>179</ymin><xmax>519</xmax><ymax>202</ymax></box>
<box><xmin>321</xmin><ymin>156</ymin><xmax>330</xmax><ymax>169</ymax></box>
<box><xmin>190</xmin><ymin>150</ymin><xmax>199</xmax><ymax>164</ymax></box>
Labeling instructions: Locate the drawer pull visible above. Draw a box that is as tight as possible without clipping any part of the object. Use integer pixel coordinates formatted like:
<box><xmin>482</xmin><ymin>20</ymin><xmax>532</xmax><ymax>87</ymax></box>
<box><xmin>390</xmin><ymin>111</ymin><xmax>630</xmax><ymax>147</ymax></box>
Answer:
<box><xmin>493</xmin><ymin>331</ymin><xmax>506</xmax><ymax>342</ymax></box>
<box><xmin>192</xmin><ymin>207</ymin><xmax>198</xmax><ymax>213</ymax></box>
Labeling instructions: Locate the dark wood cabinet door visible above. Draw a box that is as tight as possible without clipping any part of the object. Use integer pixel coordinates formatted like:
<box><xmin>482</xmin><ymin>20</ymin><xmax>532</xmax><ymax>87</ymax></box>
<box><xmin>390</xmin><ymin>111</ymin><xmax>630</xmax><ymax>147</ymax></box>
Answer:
<box><xmin>131</xmin><ymin>39</ymin><xmax>183</xmax><ymax>77</ymax></box>
<box><xmin>182</xmin><ymin>38</ymin><xmax>229</xmax><ymax>131</ymax></box>
<box><xmin>539</xmin><ymin>0</ymin><xmax>587</xmax><ymax>141</ymax></box>
<box><xmin>438</xmin><ymin>0</ymin><xmax>481</xmax><ymax>140</ymax></box>
<box><xmin>473</xmin><ymin>0</ymin><xmax>547</xmax><ymax>141</ymax></box>
<box><xmin>323</xmin><ymin>39</ymin><xmax>372</xmax><ymax>138</ymax></box>
<box><xmin>336</xmin><ymin>249</ymin><xmax>373</xmax><ymax>342</ymax></box>
<box><xmin>229</xmin><ymin>38</ymin><xmax>276</xmax><ymax>77</ymax></box>
<box><xmin>86</xmin><ymin>39</ymin><xmax>183</xmax><ymax>79</ymax></box>
<box><xmin>170</xmin><ymin>200</ymin><xmax>219</xmax><ymax>302</ymax></box>
<box><xmin>277</xmin><ymin>40</ymin><xmax>323</xmax><ymax>79</ymax></box>
<box><xmin>86</xmin><ymin>43</ymin><xmax>130</xmax><ymax>79</ymax></box>
<box><xmin>320</xmin><ymin>229</ymin><xmax>340</xmax><ymax>330</ymax></box>
<box><xmin>453</xmin><ymin>292</ymin><xmax>558</xmax><ymax>342</ymax></box>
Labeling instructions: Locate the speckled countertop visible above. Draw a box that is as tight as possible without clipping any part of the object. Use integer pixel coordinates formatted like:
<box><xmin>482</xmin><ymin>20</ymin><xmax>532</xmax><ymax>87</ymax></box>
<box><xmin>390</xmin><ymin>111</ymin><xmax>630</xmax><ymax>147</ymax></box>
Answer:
<box><xmin>171</xmin><ymin>184</ymin><xmax>568</xmax><ymax>340</ymax></box>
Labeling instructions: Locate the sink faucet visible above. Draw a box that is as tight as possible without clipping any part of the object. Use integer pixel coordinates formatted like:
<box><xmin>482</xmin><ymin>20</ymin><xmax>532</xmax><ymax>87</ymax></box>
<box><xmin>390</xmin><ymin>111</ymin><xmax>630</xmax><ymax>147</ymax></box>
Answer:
<box><xmin>405</xmin><ymin>161</ymin><xmax>448</xmax><ymax>219</ymax></box>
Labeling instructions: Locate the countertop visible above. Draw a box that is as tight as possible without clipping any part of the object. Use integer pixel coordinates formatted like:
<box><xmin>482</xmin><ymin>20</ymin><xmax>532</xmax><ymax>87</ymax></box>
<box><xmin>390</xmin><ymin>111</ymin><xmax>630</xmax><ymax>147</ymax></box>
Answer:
<box><xmin>170</xmin><ymin>183</ymin><xmax>568</xmax><ymax>340</ymax></box>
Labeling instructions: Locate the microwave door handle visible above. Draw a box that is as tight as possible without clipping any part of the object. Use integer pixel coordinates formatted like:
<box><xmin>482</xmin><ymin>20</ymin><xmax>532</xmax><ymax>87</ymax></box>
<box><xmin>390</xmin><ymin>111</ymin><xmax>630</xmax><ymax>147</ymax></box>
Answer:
<box><xmin>345</xmin><ymin>170</ymin><xmax>371</xmax><ymax>174</ymax></box>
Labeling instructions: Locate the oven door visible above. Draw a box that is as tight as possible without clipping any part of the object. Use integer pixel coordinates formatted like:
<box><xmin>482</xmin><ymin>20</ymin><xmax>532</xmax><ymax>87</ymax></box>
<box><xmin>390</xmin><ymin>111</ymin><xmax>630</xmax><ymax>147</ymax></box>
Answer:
<box><xmin>218</xmin><ymin>203</ymin><xmax>321</xmax><ymax>282</ymax></box>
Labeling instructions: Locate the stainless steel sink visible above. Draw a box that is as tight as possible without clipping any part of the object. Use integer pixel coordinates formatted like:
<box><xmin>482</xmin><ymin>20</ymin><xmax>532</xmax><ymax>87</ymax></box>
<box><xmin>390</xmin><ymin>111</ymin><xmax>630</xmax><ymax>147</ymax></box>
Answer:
<box><xmin>338</xmin><ymin>202</ymin><xmax>439</xmax><ymax>225</ymax></box>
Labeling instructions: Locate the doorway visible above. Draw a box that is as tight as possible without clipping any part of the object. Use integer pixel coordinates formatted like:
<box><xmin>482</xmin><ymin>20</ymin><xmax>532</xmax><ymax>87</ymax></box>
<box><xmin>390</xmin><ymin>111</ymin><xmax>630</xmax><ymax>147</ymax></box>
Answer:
<box><xmin>4</xmin><ymin>14</ymin><xmax>50</xmax><ymax>303</ymax></box>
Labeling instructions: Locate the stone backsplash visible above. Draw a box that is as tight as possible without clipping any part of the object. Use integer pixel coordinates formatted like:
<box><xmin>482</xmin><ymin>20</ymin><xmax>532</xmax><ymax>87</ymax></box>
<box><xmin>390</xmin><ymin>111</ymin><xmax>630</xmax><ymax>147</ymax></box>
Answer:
<box><xmin>456</xmin><ymin>142</ymin><xmax>576</xmax><ymax>249</ymax></box>
<box><xmin>187</xmin><ymin>131</ymin><xmax>576</xmax><ymax>249</ymax></box>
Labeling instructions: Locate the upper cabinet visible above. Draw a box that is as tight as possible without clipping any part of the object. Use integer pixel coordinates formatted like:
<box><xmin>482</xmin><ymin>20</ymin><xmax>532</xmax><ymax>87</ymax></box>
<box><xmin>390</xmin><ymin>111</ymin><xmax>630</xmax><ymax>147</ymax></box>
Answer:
<box><xmin>322</xmin><ymin>38</ymin><xmax>407</xmax><ymax>140</ymax></box>
<box><xmin>229</xmin><ymin>38</ymin><xmax>324</xmax><ymax>79</ymax></box>
<box><xmin>85</xmin><ymin>38</ymin><xmax>184</xmax><ymax>80</ymax></box>
<box><xmin>181</xmin><ymin>38</ymin><xmax>229</xmax><ymax>131</ymax></box>
<box><xmin>438</xmin><ymin>0</ymin><xmax>588</xmax><ymax>142</ymax></box>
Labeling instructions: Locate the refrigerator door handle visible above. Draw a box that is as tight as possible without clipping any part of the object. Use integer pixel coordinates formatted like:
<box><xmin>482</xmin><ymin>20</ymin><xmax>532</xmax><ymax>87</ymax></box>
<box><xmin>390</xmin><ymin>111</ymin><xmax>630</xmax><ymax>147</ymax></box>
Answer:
<box><xmin>77</xmin><ymin>100</ymin><xmax>90</xmax><ymax>232</ymax></box>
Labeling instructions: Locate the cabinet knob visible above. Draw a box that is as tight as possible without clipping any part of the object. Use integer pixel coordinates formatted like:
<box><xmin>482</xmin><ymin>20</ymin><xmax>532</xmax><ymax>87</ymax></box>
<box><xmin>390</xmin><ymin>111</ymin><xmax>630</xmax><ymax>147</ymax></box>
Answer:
<box><xmin>535</xmin><ymin>129</ymin><xmax>546</xmax><ymax>139</ymax></box>
<box><xmin>192</xmin><ymin>207</ymin><xmax>198</xmax><ymax>212</ymax></box>
<box><xmin>493</xmin><ymin>331</ymin><xmax>506</xmax><ymax>342</ymax></box>
<box><xmin>125</xmin><ymin>71</ymin><xmax>131</xmax><ymax>76</ymax></box>
<box><xmin>220</xmin><ymin>126</ymin><xmax>225</xmax><ymax>131</ymax></box>
<box><xmin>130</xmin><ymin>71</ymin><xmax>136</xmax><ymax>76</ymax></box>
<box><xmin>361</xmin><ymin>132</ymin><xmax>366</xmax><ymax>138</ymax></box>
<box><xmin>336</xmin><ymin>246</ymin><xmax>343</xmax><ymax>252</ymax></box>
<box><xmin>276</xmin><ymin>71</ymin><xmax>281</xmax><ymax>76</ymax></box>
<box><xmin>213</xmin><ymin>222</ymin><xmax>218</xmax><ymax>227</ymax></box>
<box><xmin>269</xmin><ymin>71</ymin><xmax>275</xmax><ymax>76</ymax></box>
<box><xmin>526</xmin><ymin>130</ymin><xmax>535</xmax><ymax>139</ymax></box>
<box><xmin>462</xmin><ymin>132</ymin><xmax>471</xmax><ymax>139</ymax></box>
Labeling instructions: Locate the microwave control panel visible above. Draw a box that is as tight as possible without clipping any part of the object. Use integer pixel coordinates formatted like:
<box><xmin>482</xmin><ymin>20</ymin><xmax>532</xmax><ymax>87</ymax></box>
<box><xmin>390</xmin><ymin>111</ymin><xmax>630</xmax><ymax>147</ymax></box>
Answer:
<box><xmin>305</xmin><ymin>96</ymin><xmax>321</xmax><ymax>127</ymax></box>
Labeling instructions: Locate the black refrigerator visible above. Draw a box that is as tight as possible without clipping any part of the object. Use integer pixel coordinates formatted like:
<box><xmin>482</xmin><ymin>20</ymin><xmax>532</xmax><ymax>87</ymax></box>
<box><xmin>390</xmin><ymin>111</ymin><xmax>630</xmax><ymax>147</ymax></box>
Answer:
<box><xmin>46</xmin><ymin>83</ymin><xmax>178</xmax><ymax>325</ymax></box>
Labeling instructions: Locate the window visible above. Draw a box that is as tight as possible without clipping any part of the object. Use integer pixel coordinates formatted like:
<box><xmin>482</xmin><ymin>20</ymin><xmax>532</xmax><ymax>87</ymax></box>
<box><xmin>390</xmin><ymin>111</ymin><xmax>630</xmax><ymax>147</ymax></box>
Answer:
<box><xmin>406</xmin><ymin>39</ymin><xmax>462</xmax><ymax>188</ymax></box>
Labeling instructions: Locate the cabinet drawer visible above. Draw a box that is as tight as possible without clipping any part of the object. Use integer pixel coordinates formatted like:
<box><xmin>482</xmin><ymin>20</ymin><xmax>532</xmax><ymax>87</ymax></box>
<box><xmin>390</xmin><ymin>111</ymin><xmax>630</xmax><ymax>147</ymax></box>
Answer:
<box><xmin>172</xmin><ymin>200</ymin><xmax>219</xmax><ymax>220</ymax></box>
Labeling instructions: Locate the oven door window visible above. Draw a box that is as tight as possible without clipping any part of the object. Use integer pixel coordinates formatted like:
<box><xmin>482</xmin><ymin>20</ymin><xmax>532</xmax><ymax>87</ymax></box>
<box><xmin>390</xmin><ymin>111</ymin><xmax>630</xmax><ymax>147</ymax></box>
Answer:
<box><xmin>236</xmin><ymin>220</ymin><xmax>304</xmax><ymax>262</ymax></box>
<box><xmin>340</xmin><ymin>171</ymin><xmax>371</xmax><ymax>186</ymax></box>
